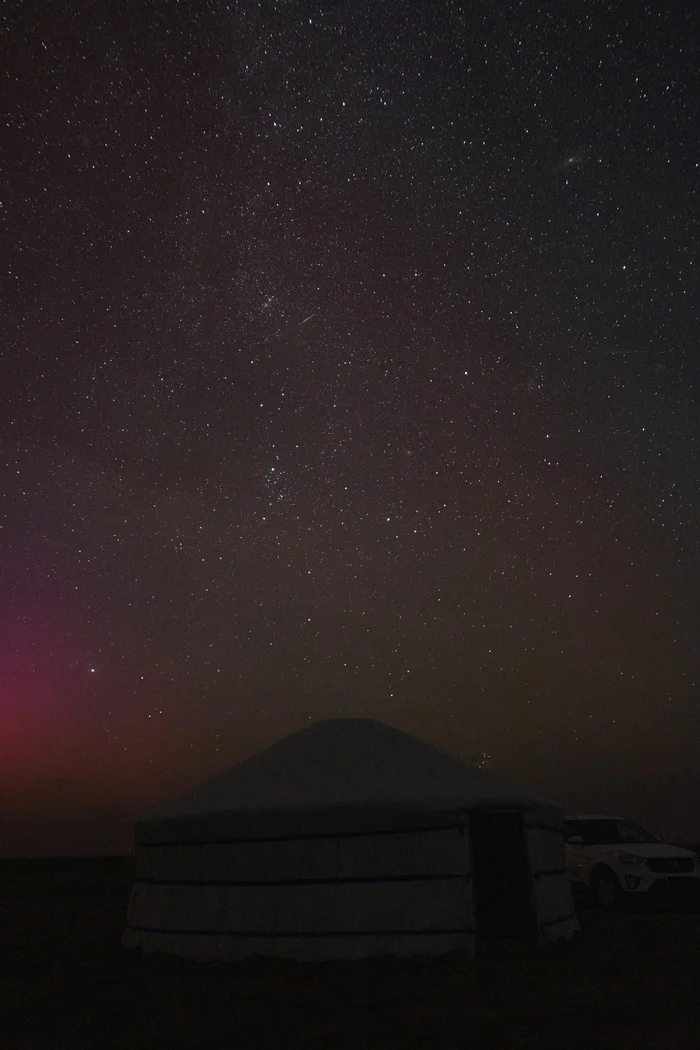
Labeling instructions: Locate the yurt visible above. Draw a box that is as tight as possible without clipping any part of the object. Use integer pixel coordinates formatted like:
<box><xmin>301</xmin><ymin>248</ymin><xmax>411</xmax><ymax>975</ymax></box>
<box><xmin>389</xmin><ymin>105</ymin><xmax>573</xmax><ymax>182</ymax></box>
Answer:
<box><xmin>123</xmin><ymin>718</ymin><xmax>578</xmax><ymax>960</ymax></box>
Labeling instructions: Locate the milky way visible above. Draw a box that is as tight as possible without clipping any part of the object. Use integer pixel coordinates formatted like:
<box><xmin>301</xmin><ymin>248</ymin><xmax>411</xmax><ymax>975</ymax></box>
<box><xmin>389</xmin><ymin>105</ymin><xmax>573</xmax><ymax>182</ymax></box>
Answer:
<box><xmin>1</xmin><ymin>0</ymin><xmax>697</xmax><ymax>853</ymax></box>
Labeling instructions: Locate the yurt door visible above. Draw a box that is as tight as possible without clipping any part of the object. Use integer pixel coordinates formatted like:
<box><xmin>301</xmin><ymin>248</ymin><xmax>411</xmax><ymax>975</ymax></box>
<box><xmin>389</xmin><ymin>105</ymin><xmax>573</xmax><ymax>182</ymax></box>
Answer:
<box><xmin>469</xmin><ymin>811</ymin><xmax>538</xmax><ymax>941</ymax></box>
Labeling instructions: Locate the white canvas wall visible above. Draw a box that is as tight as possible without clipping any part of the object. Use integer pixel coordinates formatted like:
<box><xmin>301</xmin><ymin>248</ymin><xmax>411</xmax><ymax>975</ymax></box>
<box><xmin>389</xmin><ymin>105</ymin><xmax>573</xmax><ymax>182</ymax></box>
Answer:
<box><xmin>525</xmin><ymin>822</ymin><xmax>579</xmax><ymax>944</ymax></box>
<box><xmin>124</xmin><ymin>822</ymin><xmax>475</xmax><ymax>961</ymax></box>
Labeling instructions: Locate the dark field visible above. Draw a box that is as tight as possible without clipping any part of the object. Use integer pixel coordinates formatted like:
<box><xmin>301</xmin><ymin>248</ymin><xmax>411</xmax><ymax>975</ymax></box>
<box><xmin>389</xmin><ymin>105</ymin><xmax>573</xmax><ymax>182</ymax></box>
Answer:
<box><xmin>1</xmin><ymin>857</ymin><xmax>699</xmax><ymax>1049</ymax></box>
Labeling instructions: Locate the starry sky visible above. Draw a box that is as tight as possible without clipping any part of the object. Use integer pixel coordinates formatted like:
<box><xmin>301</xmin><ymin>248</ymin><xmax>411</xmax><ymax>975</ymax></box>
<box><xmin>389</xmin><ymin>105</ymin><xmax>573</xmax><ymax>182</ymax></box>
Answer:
<box><xmin>1</xmin><ymin>0</ymin><xmax>698</xmax><ymax>855</ymax></box>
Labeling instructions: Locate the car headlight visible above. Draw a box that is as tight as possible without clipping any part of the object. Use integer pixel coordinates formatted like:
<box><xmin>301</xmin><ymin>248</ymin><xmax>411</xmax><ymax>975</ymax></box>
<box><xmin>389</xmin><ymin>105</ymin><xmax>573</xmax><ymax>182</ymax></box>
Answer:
<box><xmin>614</xmin><ymin>852</ymin><xmax>647</xmax><ymax>865</ymax></box>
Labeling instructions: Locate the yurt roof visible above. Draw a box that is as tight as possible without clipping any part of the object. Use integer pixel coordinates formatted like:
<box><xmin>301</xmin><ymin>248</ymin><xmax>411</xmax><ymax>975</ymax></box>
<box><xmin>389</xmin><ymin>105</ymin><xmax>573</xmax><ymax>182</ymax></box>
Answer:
<box><xmin>145</xmin><ymin>718</ymin><xmax>559</xmax><ymax>821</ymax></box>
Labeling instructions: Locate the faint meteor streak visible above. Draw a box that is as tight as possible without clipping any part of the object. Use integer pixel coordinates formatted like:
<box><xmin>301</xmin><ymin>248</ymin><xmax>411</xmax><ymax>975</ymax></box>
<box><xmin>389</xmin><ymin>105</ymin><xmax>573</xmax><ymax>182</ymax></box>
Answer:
<box><xmin>299</xmin><ymin>313</ymin><xmax>316</xmax><ymax>327</ymax></box>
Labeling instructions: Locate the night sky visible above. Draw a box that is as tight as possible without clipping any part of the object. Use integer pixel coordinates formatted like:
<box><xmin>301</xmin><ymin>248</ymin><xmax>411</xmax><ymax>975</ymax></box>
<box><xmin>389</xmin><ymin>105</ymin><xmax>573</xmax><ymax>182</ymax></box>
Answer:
<box><xmin>2</xmin><ymin>1</ymin><xmax>698</xmax><ymax>855</ymax></box>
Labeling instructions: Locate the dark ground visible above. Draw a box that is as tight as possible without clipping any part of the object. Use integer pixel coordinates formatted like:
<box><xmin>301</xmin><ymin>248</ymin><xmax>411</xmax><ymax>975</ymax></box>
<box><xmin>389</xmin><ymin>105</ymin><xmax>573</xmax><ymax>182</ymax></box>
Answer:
<box><xmin>1</xmin><ymin>857</ymin><xmax>699</xmax><ymax>1049</ymax></box>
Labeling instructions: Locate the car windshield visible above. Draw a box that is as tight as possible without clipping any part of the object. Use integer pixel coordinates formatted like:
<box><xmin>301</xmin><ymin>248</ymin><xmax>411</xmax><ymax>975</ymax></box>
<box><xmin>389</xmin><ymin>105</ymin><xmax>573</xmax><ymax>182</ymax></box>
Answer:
<box><xmin>571</xmin><ymin>819</ymin><xmax>660</xmax><ymax>845</ymax></box>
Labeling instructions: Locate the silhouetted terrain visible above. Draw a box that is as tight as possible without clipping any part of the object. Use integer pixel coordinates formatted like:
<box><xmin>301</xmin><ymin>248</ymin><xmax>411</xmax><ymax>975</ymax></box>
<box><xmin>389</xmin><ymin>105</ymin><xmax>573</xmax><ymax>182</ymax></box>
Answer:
<box><xmin>1</xmin><ymin>857</ymin><xmax>699</xmax><ymax>1048</ymax></box>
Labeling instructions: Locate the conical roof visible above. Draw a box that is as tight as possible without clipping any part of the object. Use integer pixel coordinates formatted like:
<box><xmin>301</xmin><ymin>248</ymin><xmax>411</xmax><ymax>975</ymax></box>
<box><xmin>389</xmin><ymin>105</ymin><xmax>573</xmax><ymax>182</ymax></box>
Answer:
<box><xmin>146</xmin><ymin>718</ymin><xmax>557</xmax><ymax>820</ymax></box>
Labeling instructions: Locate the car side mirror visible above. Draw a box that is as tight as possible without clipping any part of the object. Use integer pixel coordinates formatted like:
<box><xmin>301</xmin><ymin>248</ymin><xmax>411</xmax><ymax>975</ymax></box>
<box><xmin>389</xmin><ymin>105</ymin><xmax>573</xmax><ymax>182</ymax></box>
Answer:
<box><xmin>567</xmin><ymin>835</ymin><xmax>584</xmax><ymax>845</ymax></box>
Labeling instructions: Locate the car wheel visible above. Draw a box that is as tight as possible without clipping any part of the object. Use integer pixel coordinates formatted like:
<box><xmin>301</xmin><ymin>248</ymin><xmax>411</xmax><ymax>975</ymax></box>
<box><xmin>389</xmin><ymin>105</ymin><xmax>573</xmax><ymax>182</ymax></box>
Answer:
<box><xmin>592</xmin><ymin>868</ymin><xmax>621</xmax><ymax>909</ymax></box>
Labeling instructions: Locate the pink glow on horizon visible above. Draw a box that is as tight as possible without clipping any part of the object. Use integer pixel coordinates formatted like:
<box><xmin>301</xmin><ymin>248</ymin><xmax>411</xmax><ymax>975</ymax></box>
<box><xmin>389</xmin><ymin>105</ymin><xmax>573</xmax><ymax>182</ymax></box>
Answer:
<box><xmin>0</xmin><ymin>610</ymin><xmax>86</xmax><ymax>782</ymax></box>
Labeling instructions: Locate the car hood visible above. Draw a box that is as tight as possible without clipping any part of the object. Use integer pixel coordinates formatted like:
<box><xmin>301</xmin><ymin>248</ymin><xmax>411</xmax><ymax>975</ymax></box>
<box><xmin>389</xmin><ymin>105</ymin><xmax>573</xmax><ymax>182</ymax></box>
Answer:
<box><xmin>593</xmin><ymin>843</ymin><xmax>697</xmax><ymax>860</ymax></box>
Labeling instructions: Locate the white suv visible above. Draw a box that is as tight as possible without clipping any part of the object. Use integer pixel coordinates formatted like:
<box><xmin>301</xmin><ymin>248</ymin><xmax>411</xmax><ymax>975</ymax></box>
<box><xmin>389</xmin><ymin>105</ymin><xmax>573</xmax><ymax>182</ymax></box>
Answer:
<box><xmin>564</xmin><ymin>815</ymin><xmax>700</xmax><ymax>909</ymax></box>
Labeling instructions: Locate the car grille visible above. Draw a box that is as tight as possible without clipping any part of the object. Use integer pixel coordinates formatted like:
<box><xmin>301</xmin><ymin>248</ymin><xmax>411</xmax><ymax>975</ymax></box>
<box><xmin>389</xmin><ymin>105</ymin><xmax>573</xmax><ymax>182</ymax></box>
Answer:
<box><xmin>646</xmin><ymin>857</ymin><xmax>694</xmax><ymax>874</ymax></box>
